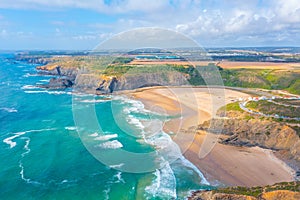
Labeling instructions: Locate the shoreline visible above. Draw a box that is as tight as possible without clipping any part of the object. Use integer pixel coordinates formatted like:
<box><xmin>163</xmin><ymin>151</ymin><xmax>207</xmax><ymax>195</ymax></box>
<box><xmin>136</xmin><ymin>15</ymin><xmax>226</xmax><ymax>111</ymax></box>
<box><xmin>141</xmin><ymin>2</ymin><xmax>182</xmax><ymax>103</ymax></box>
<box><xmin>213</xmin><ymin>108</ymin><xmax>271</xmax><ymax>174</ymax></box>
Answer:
<box><xmin>129</xmin><ymin>86</ymin><xmax>295</xmax><ymax>187</ymax></box>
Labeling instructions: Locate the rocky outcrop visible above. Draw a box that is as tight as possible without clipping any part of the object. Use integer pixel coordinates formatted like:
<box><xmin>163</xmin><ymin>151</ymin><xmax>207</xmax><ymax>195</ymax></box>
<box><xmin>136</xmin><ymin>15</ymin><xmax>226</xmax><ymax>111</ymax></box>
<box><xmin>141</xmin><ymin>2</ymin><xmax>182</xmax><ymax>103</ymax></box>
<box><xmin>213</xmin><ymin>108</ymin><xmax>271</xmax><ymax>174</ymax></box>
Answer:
<box><xmin>15</xmin><ymin>56</ymin><xmax>50</xmax><ymax>65</ymax></box>
<box><xmin>36</xmin><ymin>65</ymin><xmax>77</xmax><ymax>89</ymax></box>
<box><xmin>189</xmin><ymin>182</ymin><xmax>300</xmax><ymax>200</ymax></box>
<box><xmin>217</xmin><ymin>119</ymin><xmax>298</xmax><ymax>151</ymax></box>
<box><xmin>74</xmin><ymin>72</ymin><xmax>188</xmax><ymax>94</ymax></box>
<box><xmin>200</xmin><ymin>111</ymin><xmax>300</xmax><ymax>169</ymax></box>
<box><xmin>260</xmin><ymin>190</ymin><xmax>300</xmax><ymax>200</ymax></box>
<box><xmin>189</xmin><ymin>190</ymin><xmax>300</xmax><ymax>200</ymax></box>
<box><xmin>189</xmin><ymin>191</ymin><xmax>256</xmax><ymax>200</ymax></box>
<box><xmin>36</xmin><ymin>65</ymin><xmax>78</xmax><ymax>80</ymax></box>
<box><xmin>37</xmin><ymin>63</ymin><xmax>189</xmax><ymax>94</ymax></box>
<box><xmin>39</xmin><ymin>78</ymin><xmax>73</xmax><ymax>89</ymax></box>
<box><xmin>113</xmin><ymin>72</ymin><xmax>189</xmax><ymax>91</ymax></box>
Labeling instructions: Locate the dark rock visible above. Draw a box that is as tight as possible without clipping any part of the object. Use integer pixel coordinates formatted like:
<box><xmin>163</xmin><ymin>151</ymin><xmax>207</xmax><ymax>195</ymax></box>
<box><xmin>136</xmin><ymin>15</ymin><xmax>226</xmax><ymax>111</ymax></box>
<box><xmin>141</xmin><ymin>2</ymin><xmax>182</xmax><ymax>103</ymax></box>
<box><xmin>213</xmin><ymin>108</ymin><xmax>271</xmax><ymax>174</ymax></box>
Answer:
<box><xmin>39</xmin><ymin>78</ymin><xmax>73</xmax><ymax>89</ymax></box>
<box><xmin>56</xmin><ymin>66</ymin><xmax>62</xmax><ymax>76</ymax></box>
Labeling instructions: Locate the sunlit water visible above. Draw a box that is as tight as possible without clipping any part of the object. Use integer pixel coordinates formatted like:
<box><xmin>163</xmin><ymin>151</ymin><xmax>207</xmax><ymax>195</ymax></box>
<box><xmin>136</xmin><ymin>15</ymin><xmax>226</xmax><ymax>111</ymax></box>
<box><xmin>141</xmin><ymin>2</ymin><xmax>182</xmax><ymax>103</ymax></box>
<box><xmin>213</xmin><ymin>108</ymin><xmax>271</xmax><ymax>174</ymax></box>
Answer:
<box><xmin>0</xmin><ymin>53</ymin><xmax>212</xmax><ymax>199</ymax></box>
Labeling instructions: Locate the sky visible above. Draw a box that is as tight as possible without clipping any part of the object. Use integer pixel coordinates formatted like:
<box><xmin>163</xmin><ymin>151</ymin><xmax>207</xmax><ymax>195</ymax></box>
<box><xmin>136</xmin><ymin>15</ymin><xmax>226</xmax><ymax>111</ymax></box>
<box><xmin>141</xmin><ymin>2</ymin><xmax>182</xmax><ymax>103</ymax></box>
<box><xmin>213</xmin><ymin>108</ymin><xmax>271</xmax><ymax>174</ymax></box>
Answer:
<box><xmin>0</xmin><ymin>0</ymin><xmax>300</xmax><ymax>50</ymax></box>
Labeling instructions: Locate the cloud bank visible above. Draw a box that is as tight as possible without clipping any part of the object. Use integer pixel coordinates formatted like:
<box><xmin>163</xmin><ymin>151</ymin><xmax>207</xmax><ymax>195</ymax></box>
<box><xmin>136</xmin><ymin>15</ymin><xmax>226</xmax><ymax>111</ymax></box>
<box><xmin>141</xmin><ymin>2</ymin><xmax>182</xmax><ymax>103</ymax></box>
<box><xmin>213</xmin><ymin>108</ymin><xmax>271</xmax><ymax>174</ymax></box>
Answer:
<box><xmin>0</xmin><ymin>0</ymin><xmax>299</xmax><ymax>49</ymax></box>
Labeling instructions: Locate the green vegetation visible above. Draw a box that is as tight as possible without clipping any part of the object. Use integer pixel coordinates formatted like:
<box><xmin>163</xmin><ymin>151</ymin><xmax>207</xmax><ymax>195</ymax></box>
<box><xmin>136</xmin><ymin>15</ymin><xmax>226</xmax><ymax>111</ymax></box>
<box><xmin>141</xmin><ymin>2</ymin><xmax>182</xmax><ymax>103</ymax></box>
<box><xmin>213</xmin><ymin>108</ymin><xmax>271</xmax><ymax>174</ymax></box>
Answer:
<box><xmin>111</xmin><ymin>57</ymin><xmax>133</xmax><ymax>64</ymax></box>
<box><xmin>214</xmin><ymin>181</ymin><xmax>300</xmax><ymax>198</ymax></box>
<box><xmin>274</xmin><ymin>98</ymin><xmax>300</xmax><ymax>106</ymax></box>
<box><xmin>220</xmin><ymin>102</ymin><xmax>244</xmax><ymax>112</ymax></box>
<box><xmin>103</xmin><ymin>65</ymin><xmax>133</xmax><ymax>76</ymax></box>
<box><xmin>288</xmin><ymin>79</ymin><xmax>300</xmax><ymax>94</ymax></box>
<box><xmin>244</xmin><ymin>115</ymin><xmax>255</xmax><ymax>120</ymax></box>
<box><xmin>39</xmin><ymin>55</ymin><xmax>300</xmax><ymax>95</ymax></box>
<box><xmin>246</xmin><ymin>100</ymin><xmax>300</xmax><ymax>118</ymax></box>
<box><xmin>221</xmin><ymin>68</ymin><xmax>300</xmax><ymax>95</ymax></box>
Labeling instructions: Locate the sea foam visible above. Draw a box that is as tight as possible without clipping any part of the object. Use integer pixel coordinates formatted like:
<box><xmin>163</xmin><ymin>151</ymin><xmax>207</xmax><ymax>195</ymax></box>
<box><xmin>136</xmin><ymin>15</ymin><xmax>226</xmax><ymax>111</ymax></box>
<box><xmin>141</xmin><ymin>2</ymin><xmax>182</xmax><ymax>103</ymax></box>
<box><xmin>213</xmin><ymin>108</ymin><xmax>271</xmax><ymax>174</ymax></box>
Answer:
<box><xmin>145</xmin><ymin>163</ymin><xmax>177</xmax><ymax>199</ymax></box>
<box><xmin>65</xmin><ymin>126</ymin><xmax>77</xmax><ymax>131</ymax></box>
<box><xmin>98</xmin><ymin>140</ymin><xmax>123</xmax><ymax>149</ymax></box>
<box><xmin>89</xmin><ymin>133</ymin><xmax>98</xmax><ymax>137</ymax></box>
<box><xmin>24</xmin><ymin>90</ymin><xmax>72</xmax><ymax>95</ymax></box>
<box><xmin>3</xmin><ymin>128</ymin><xmax>56</xmax><ymax>149</ymax></box>
<box><xmin>21</xmin><ymin>85</ymin><xmax>38</xmax><ymax>90</ymax></box>
<box><xmin>0</xmin><ymin>107</ymin><xmax>18</xmax><ymax>113</ymax></box>
<box><xmin>94</xmin><ymin>134</ymin><xmax>118</xmax><ymax>141</ymax></box>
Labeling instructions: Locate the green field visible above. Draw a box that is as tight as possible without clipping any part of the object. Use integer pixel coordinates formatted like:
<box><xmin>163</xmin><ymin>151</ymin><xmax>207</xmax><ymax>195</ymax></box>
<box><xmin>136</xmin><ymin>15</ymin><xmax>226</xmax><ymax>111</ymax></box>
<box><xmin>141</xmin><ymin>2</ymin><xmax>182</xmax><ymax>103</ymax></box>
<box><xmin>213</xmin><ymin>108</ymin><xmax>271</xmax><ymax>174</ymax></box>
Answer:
<box><xmin>246</xmin><ymin>100</ymin><xmax>300</xmax><ymax>118</ymax></box>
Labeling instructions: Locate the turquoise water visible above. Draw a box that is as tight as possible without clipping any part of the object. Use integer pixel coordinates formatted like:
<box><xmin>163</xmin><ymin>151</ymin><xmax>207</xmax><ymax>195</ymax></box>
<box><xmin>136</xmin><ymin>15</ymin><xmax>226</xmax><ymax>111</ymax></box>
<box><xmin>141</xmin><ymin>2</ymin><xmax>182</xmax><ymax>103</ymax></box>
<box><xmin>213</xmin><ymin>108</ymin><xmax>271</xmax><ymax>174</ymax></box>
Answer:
<box><xmin>0</xmin><ymin>53</ymin><xmax>212</xmax><ymax>199</ymax></box>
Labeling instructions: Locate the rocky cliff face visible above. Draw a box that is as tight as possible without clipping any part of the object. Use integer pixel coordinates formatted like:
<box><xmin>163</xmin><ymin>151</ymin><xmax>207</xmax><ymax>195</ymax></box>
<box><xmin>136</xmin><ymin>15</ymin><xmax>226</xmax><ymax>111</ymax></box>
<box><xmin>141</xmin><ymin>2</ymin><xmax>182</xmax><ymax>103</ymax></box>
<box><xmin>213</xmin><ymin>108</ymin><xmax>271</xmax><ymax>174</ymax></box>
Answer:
<box><xmin>200</xmin><ymin>110</ymin><xmax>300</xmax><ymax>170</ymax></box>
<box><xmin>113</xmin><ymin>72</ymin><xmax>188</xmax><ymax>91</ymax></box>
<box><xmin>37</xmin><ymin>65</ymin><xmax>189</xmax><ymax>94</ymax></box>
<box><xmin>15</xmin><ymin>56</ymin><xmax>50</xmax><ymax>65</ymax></box>
<box><xmin>189</xmin><ymin>190</ymin><xmax>300</xmax><ymax>200</ymax></box>
<box><xmin>36</xmin><ymin>65</ymin><xmax>78</xmax><ymax>80</ymax></box>
<box><xmin>189</xmin><ymin>182</ymin><xmax>300</xmax><ymax>200</ymax></box>
<box><xmin>189</xmin><ymin>191</ymin><xmax>256</xmax><ymax>200</ymax></box>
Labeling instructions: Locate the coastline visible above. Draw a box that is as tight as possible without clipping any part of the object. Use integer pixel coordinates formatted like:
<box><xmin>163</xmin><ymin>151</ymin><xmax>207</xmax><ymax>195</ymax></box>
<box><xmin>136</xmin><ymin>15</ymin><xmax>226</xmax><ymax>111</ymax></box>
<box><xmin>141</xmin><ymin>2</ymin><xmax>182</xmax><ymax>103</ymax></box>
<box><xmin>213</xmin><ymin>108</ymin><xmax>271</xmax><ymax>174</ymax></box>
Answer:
<box><xmin>129</xmin><ymin>86</ymin><xmax>295</xmax><ymax>187</ymax></box>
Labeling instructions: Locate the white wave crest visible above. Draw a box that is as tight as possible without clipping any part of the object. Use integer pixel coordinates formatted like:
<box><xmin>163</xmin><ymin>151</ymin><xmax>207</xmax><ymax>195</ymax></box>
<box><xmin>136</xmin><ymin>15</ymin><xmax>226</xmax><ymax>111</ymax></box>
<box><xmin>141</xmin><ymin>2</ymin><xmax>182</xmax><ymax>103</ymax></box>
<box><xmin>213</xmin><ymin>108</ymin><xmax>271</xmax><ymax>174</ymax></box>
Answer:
<box><xmin>22</xmin><ymin>73</ymin><xmax>37</xmax><ymax>78</ymax></box>
<box><xmin>145</xmin><ymin>163</ymin><xmax>177</xmax><ymax>199</ymax></box>
<box><xmin>24</xmin><ymin>90</ymin><xmax>72</xmax><ymax>95</ymax></box>
<box><xmin>3</xmin><ymin>131</ymin><xmax>26</xmax><ymax>148</ymax></box>
<box><xmin>80</xmin><ymin>99</ymin><xmax>109</xmax><ymax>103</ymax></box>
<box><xmin>94</xmin><ymin>134</ymin><xmax>118</xmax><ymax>141</ymax></box>
<box><xmin>0</xmin><ymin>107</ymin><xmax>18</xmax><ymax>113</ymax></box>
<box><xmin>21</xmin><ymin>85</ymin><xmax>38</xmax><ymax>90</ymax></box>
<box><xmin>109</xmin><ymin>163</ymin><xmax>124</xmax><ymax>169</ymax></box>
<box><xmin>65</xmin><ymin>126</ymin><xmax>77</xmax><ymax>131</ymax></box>
<box><xmin>3</xmin><ymin>128</ymin><xmax>56</xmax><ymax>149</ymax></box>
<box><xmin>97</xmin><ymin>140</ymin><xmax>123</xmax><ymax>149</ymax></box>
<box><xmin>126</xmin><ymin>114</ymin><xmax>145</xmax><ymax>130</ymax></box>
<box><xmin>89</xmin><ymin>133</ymin><xmax>98</xmax><ymax>137</ymax></box>
<box><xmin>113</xmin><ymin>171</ymin><xmax>125</xmax><ymax>183</ymax></box>
<box><xmin>180</xmin><ymin>156</ymin><xmax>209</xmax><ymax>185</ymax></box>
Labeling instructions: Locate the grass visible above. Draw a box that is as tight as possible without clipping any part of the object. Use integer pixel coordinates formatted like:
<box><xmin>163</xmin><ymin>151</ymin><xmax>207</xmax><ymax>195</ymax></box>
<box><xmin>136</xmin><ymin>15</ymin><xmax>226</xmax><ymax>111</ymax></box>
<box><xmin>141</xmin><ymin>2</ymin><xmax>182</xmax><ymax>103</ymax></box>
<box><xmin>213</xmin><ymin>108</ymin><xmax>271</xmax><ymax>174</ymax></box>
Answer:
<box><xmin>213</xmin><ymin>181</ymin><xmax>300</xmax><ymax>198</ymax></box>
<box><xmin>221</xmin><ymin>68</ymin><xmax>300</xmax><ymax>94</ymax></box>
<box><xmin>219</xmin><ymin>102</ymin><xmax>244</xmax><ymax>112</ymax></box>
<box><xmin>273</xmin><ymin>99</ymin><xmax>300</xmax><ymax>106</ymax></box>
<box><xmin>288</xmin><ymin>79</ymin><xmax>300</xmax><ymax>94</ymax></box>
<box><xmin>246</xmin><ymin>100</ymin><xmax>300</xmax><ymax>118</ymax></box>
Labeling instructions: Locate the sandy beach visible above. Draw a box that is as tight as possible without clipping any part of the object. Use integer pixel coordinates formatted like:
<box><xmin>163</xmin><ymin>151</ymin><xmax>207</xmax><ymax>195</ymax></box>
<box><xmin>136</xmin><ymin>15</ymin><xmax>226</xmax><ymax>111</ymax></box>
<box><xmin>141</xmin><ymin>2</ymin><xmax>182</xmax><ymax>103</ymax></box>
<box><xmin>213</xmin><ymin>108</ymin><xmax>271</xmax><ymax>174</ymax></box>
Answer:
<box><xmin>130</xmin><ymin>86</ymin><xmax>295</xmax><ymax>187</ymax></box>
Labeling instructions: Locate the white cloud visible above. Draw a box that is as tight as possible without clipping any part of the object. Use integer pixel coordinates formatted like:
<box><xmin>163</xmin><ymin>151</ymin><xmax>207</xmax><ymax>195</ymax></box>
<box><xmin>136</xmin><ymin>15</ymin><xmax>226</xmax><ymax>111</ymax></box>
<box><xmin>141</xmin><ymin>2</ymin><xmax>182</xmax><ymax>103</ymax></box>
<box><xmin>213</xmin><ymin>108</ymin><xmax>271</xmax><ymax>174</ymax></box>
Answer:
<box><xmin>275</xmin><ymin>0</ymin><xmax>300</xmax><ymax>23</ymax></box>
<box><xmin>0</xmin><ymin>0</ymin><xmax>170</xmax><ymax>14</ymax></box>
<box><xmin>174</xmin><ymin>0</ymin><xmax>300</xmax><ymax>45</ymax></box>
<box><xmin>72</xmin><ymin>32</ymin><xmax>112</xmax><ymax>41</ymax></box>
<box><xmin>1</xmin><ymin>0</ymin><xmax>300</xmax><ymax>47</ymax></box>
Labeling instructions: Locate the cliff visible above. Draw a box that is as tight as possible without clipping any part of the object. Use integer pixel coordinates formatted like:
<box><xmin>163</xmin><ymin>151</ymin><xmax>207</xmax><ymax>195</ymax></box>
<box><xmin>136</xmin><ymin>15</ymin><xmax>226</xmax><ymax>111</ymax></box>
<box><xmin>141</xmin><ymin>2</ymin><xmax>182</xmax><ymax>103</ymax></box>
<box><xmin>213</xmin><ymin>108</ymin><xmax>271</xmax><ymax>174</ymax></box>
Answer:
<box><xmin>189</xmin><ymin>190</ymin><xmax>300</xmax><ymax>200</ymax></box>
<box><xmin>189</xmin><ymin>181</ymin><xmax>300</xmax><ymax>200</ymax></box>
<box><xmin>200</xmin><ymin>108</ymin><xmax>300</xmax><ymax>171</ymax></box>
<box><xmin>36</xmin><ymin>64</ymin><xmax>189</xmax><ymax>94</ymax></box>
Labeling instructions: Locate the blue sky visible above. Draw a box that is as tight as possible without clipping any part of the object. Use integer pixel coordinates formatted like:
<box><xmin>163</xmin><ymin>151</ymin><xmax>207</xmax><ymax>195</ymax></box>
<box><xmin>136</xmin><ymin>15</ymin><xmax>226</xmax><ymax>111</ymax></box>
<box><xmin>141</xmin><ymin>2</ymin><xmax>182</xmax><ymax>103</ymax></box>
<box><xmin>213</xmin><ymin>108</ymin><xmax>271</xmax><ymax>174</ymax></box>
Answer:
<box><xmin>0</xmin><ymin>0</ymin><xmax>300</xmax><ymax>50</ymax></box>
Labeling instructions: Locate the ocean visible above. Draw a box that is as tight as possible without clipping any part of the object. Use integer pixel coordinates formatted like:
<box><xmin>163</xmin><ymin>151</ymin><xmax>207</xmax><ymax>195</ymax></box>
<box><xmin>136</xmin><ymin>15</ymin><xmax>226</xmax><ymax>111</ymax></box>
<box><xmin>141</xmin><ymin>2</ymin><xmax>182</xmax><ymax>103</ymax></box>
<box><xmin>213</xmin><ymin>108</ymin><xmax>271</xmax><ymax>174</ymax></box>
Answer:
<box><xmin>0</xmin><ymin>53</ymin><xmax>212</xmax><ymax>199</ymax></box>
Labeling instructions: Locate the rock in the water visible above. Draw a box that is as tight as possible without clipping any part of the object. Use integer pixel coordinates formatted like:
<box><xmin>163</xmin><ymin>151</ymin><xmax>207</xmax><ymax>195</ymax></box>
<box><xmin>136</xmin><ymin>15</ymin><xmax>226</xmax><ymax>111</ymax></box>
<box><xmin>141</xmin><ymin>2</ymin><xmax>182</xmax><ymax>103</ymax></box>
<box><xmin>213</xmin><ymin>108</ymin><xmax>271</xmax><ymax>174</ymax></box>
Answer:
<box><xmin>40</xmin><ymin>78</ymin><xmax>73</xmax><ymax>89</ymax></box>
